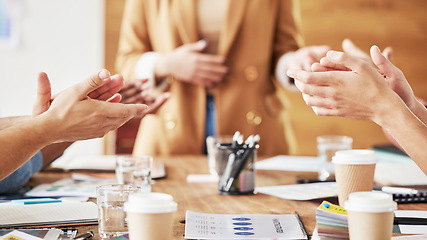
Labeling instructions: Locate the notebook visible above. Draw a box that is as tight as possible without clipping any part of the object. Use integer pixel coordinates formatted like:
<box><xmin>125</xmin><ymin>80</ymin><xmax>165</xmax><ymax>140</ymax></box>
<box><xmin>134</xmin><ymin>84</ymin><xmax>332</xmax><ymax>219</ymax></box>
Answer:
<box><xmin>0</xmin><ymin>202</ymin><xmax>98</xmax><ymax>228</ymax></box>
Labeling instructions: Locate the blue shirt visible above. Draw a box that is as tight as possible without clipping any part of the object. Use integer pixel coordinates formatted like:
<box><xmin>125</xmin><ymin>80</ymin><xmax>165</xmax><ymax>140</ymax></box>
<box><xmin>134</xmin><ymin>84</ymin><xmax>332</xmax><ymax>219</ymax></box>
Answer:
<box><xmin>0</xmin><ymin>151</ymin><xmax>43</xmax><ymax>194</ymax></box>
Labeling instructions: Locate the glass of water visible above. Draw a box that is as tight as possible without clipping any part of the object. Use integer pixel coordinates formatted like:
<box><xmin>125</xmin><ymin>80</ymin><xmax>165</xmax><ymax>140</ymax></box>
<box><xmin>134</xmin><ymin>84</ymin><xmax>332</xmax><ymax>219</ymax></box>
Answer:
<box><xmin>206</xmin><ymin>136</ymin><xmax>233</xmax><ymax>176</ymax></box>
<box><xmin>317</xmin><ymin>135</ymin><xmax>353</xmax><ymax>181</ymax></box>
<box><xmin>115</xmin><ymin>155</ymin><xmax>153</xmax><ymax>193</ymax></box>
<box><xmin>96</xmin><ymin>184</ymin><xmax>142</xmax><ymax>239</ymax></box>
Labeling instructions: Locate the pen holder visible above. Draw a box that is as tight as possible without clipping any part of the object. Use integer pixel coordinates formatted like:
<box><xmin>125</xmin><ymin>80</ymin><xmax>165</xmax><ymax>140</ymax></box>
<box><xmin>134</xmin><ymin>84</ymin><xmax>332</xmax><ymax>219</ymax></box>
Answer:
<box><xmin>218</xmin><ymin>143</ymin><xmax>257</xmax><ymax>195</ymax></box>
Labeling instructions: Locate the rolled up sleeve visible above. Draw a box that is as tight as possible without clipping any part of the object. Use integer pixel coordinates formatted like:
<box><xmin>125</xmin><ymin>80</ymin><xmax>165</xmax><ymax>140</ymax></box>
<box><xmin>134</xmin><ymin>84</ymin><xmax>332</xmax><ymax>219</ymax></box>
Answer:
<box><xmin>0</xmin><ymin>151</ymin><xmax>43</xmax><ymax>194</ymax></box>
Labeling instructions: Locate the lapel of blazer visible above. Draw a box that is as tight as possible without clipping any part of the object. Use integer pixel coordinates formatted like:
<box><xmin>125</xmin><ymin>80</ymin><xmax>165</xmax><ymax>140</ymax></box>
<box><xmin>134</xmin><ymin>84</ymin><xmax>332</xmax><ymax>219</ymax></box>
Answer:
<box><xmin>218</xmin><ymin>0</ymin><xmax>247</xmax><ymax>57</ymax></box>
<box><xmin>174</xmin><ymin>0</ymin><xmax>199</xmax><ymax>43</ymax></box>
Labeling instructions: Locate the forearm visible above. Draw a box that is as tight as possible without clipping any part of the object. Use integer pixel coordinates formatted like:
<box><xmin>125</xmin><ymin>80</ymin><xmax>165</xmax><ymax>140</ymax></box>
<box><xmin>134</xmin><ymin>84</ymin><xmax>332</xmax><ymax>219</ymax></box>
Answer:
<box><xmin>0</xmin><ymin>116</ymin><xmax>54</xmax><ymax>180</ymax></box>
<box><xmin>40</xmin><ymin>142</ymin><xmax>73</xmax><ymax>167</ymax></box>
<box><xmin>409</xmin><ymin>99</ymin><xmax>427</xmax><ymax>125</ymax></box>
<box><xmin>0</xmin><ymin>116</ymin><xmax>32</xmax><ymax>131</ymax></box>
<box><xmin>377</xmin><ymin>101</ymin><xmax>427</xmax><ymax>174</ymax></box>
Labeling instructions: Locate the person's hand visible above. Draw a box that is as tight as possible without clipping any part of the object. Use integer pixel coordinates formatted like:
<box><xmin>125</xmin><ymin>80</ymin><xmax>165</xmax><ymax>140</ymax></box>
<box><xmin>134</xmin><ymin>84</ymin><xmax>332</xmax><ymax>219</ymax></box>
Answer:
<box><xmin>155</xmin><ymin>40</ymin><xmax>228</xmax><ymax>87</ymax></box>
<box><xmin>33</xmin><ymin>72</ymin><xmax>124</xmax><ymax>116</ymax></box>
<box><xmin>311</xmin><ymin>39</ymin><xmax>393</xmax><ymax>72</ymax></box>
<box><xmin>39</xmin><ymin>69</ymin><xmax>148</xmax><ymax>142</ymax></box>
<box><xmin>369</xmin><ymin>46</ymin><xmax>417</xmax><ymax>111</ymax></box>
<box><xmin>286</xmin><ymin>50</ymin><xmax>402</xmax><ymax>124</ymax></box>
<box><xmin>119</xmin><ymin>79</ymin><xmax>170</xmax><ymax>114</ymax></box>
<box><xmin>287</xmin><ymin>45</ymin><xmax>330</xmax><ymax>71</ymax></box>
<box><xmin>119</xmin><ymin>79</ymin><xmax>148</xmax><ymax>104</ymax></box>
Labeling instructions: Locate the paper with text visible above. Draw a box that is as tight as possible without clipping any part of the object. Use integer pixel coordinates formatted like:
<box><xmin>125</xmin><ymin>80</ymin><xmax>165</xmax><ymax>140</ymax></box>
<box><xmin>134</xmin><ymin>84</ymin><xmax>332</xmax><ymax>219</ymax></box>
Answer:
<box><xmin>184</xmin><ymin>211</ymin><xmax>307</xmax><ymax>239</ymax></box>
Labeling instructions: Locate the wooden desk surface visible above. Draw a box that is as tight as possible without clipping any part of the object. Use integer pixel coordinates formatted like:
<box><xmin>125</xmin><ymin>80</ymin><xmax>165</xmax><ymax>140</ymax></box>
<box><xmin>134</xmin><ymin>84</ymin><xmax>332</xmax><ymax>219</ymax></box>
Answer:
<box><xmin>29</xmin><ymin>155</ymin><xmax>427</xmax><ymax>240</ymax></box>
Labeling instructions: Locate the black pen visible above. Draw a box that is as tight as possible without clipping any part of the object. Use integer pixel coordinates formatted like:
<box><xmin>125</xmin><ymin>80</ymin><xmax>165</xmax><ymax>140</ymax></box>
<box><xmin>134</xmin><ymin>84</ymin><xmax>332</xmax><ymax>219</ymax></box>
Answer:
<box><xmin>219</xmin><ymin>132</ymin><xmax>242</xmax><ymax>190</ymax></box>
<box><xmin>394</xmin><ymin>217</ymin><xmax>427</xmax><ymax>225</ymax></box>
<box><xmin>74</xmin><ymin>231</ymin><xmax>94</xmax><ymax>240</ymax></box>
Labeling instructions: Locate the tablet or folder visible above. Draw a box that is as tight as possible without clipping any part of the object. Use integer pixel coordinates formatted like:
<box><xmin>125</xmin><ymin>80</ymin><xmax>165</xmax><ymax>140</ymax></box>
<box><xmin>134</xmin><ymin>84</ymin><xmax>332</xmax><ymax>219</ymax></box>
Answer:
<box><xmin>50</xmin><ymin>155</ymin><xmax>166</xmax><ymax>179</ymax></box>
<box><xmin>0</xmin><ymin>201</ymin><xmax>98</xmax><ymax>228</ymax></box>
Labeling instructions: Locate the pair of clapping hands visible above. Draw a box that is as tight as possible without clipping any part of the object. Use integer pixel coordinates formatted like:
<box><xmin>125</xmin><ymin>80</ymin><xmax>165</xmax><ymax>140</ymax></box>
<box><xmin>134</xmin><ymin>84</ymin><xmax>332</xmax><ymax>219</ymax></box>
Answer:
<box><xmin>32</xmin><ymin>70</ymin><xmax>169</xmax><ymax>142</ymax></box>
<box><xmin>287</xmin><ymin>39</ymin><xmax>417</xmax><ymax>125</ymax></box>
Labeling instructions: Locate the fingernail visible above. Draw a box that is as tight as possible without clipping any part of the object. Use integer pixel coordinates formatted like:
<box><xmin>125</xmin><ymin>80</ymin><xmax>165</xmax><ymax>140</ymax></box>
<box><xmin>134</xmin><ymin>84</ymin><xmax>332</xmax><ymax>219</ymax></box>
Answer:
<box><xmin>99</xmin><ymin>69</ymin><xmax>110</xmax><ymax>80</ymax></box>
<box><xmin>327</xmin><ymin>50</ymin><xmax>341</xmax><ymax>59</ymax></box>
<box><xmin>198</xmin><ymin>39</ymin><xmax>207</xmax><ymax>46</ymax></box>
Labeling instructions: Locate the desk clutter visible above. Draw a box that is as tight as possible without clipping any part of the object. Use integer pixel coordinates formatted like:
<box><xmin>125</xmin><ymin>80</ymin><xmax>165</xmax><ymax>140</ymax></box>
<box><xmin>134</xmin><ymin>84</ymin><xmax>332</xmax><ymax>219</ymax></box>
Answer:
<box><xmin>316</xmin><ymin>201</ymin><xmax>427</xmax><ymax>239</ymax></box>
<box><xmin>2</xmin><ymin>139</ymin><xmax>427</xmax><ymax>239</ymax></box>
<box><xmin>0</xmin><ymin>228</ymin><xmax>77</xmax><ymax>240</ymax></box>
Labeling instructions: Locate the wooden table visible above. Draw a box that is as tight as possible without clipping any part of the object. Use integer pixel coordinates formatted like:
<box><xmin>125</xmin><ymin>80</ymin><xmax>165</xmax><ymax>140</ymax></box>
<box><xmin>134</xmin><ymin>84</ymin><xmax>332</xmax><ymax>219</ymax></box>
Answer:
<box><xmin>28</xmin><ymin>155</ymin><xmax>427</xmax><ymax>239</ymax></box>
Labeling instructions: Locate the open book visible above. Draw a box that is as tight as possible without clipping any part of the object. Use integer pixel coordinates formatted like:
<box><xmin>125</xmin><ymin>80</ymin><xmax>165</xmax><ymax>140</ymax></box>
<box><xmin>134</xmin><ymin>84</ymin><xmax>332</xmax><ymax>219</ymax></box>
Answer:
<box><xmin>0</xmin><ymin>202</ymin><xmax>98</xmax><ymax>228</ymax></box>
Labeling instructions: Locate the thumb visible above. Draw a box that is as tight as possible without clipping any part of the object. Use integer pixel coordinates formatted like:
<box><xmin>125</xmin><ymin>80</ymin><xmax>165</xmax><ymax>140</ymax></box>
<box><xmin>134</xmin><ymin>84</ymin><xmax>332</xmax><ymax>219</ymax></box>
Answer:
<box><xmin>33</xmin><ymin>72</ymin><xmax>52</xmax><ymax>115</ymax></box>
<box><xmin>370</xmin><ymin>45</ymin><xmax>395</xmax><ymax>77</ymax></box>
<box><xmin>74</xmin><ymin>69</ymin><xmax>111</xmax><ymax>99</ymax></box>
<box><xmin>185</xmin><ymin>39</ymin><xmax>207</xmax><ymax>52</ymax></box>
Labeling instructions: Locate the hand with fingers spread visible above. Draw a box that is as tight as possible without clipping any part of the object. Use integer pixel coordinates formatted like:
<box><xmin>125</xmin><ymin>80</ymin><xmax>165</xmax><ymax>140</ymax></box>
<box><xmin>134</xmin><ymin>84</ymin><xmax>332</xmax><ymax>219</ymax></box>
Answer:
<box><xmin>154</xmin><ymin>40</ymin><xmax>228</xmax><ymax>87</ymax></box>
<box><xmin>38</xmin><ymin>69</ymin><xmax>149</xmax><ymax>142</ymax></box>
<box><xmin>33</xmin><ymin>71</ymin><xmax>125</xmax><ymax>116</ymax></box>
<box><xmin>0</xmin><ymin>69</ymin><xmax>149</xmax><ymax>180</ymax></box>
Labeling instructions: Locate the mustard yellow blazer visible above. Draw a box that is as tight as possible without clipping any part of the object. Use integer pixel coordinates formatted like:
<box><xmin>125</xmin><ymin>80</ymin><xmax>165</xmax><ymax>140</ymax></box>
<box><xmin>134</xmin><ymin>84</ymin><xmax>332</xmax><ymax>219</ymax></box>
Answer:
<box><xmin>116</xmin><ymin>0</ymin><xmax>303</xmax><ymax>156</ymax></box>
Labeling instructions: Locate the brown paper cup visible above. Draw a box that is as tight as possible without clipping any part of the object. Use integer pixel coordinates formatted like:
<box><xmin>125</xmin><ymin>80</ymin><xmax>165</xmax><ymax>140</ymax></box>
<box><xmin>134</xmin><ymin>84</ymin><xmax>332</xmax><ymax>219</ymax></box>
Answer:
<box><xmin>332</xmin><ymin>149</ymin><xmax>378</xmax><ymax>206</ymax></box>
<box><xmin>347</xmin><ymin>211</ymin><xmax>394</xmax><ymax>240</ymax></box>
<box><xmin>335</xmin><ymin>163</ymin><xmax>376</xmax><ymax>206</ymax></box>
<box><xmin>344</xmin><ymin>192</ymin><xmax>397</xmax><ymax>240</ymax></box>
<box><xmin>124</xmin><ymin>192</ymin><xmax>177</xmax><ymax>240</ymax></box>
<box><xmin>127</xmin><ymin>212</ymin><xmax>174</xmax><ymax>240</ymax></box>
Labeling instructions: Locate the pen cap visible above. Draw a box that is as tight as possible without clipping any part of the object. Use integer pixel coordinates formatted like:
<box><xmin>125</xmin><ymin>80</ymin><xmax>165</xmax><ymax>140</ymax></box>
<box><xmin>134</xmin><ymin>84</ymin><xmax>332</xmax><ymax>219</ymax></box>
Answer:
<box><xmin>332</xmin><ymin>149</ymin><xmax>377</xmax><ymax>165</ymax></box>
<box><xmin>124</xmin><ymin>192</ymin><xmax>177</xmax><ymax>214</ymax></box>
<box><xmin>344</xmin><ymin>191</ymin><xmax>397</xmax><ymax>213</ymax></box>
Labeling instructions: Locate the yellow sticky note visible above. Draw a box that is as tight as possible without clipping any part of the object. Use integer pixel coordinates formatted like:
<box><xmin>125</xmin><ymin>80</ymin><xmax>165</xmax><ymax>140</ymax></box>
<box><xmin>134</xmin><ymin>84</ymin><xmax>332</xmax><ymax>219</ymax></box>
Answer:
<box><xmin>4</xmin><ymin>235</ymin><xmax>26</xmax><ymax>240</ymax></box>
<box><xmin>317</xmin><ymin>201</ymin><xmax>347</xmax><ymax>215</ymax></box>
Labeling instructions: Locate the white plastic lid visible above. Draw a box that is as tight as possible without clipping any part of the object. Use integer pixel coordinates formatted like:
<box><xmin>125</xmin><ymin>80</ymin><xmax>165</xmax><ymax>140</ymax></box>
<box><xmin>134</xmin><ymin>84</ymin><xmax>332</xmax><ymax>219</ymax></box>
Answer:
<box><xmin>124</xmin><ymin>192</ymin><xmax>177</xmax><ymax>214</ymax></box>
<box><xmin>332</xmin><ymin>149</ymin><xmax>377</xmax><ymax>165</ymax></box>
<box><xmin>344</xmin><ymin>191</ymin><xmax>397</xmax><ymax>213</ymax></box>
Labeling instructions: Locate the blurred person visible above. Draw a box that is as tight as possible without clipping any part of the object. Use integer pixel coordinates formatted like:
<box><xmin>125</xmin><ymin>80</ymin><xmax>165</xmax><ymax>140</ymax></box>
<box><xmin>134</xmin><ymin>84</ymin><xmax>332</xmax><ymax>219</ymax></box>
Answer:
<box><xmin>116</xmin><ymin>0</ymin><xmax>330</xmax><ymax>156</ymax></box>
<box><xmin>0</xmin><ymin>70</ymin><xmax>169</xmax><ymax>193</ymax></box>
<box><xmin>287</xmin><ymin>46</ymin><xmax>427</xmax><ymax>173</ymax></box>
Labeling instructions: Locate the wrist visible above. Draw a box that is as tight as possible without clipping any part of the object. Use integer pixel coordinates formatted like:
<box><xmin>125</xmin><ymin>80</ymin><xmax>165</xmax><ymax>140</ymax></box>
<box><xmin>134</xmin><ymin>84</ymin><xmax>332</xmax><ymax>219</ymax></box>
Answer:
<box><xmin>409</xmin><ymin>99</ymin><xmax>426</xmax><ymax>117</ymax></box>
<box><xmin>154</xmin><ymin>54</ymin><xmax>171</xmax><ymax>79</ymax></box>
<box><xmin>374</xmin><ymin>96</ymin><xmax>408</xmax><ymax>129</ymax></box>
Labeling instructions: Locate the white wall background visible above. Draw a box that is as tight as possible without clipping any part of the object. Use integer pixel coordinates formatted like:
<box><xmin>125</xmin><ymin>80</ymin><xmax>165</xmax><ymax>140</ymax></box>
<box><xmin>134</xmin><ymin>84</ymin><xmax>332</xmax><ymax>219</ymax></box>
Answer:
<box><xmin>0</xmin><ymin>0</ymin><xmax>105</xmax><ymax>155</ymax></box>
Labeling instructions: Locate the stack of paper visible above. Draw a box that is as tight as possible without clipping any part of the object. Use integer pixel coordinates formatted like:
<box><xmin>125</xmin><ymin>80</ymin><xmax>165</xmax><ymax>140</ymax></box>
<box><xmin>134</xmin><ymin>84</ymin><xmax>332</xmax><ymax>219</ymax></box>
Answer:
<box><xmin>316</xmin><ymin>201</ymin><xmax>349</xmax><ymax>239</ymax></box>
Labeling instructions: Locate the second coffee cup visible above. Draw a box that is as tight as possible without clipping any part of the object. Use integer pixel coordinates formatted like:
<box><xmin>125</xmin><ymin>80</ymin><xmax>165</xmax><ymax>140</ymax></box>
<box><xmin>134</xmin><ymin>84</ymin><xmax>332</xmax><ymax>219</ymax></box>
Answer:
<box><xmin>124</xmin><ymin>192</ymin><xmax>177</xmax><ymax>240</ymax></box>
<box><xmin>332</xmin><ymin>149</ymin><xmax>377</xmax><ymax>206</ymax></box>
<box><xmin>344</xmin><ymin>191</ymin><xmax>397</xmax><ymax>240</ymax></box>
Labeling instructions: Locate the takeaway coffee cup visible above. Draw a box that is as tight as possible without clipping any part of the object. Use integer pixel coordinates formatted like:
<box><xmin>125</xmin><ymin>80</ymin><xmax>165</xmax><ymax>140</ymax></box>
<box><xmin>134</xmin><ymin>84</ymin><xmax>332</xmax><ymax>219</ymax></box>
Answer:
<box><xmin>344</xmin><ymin>191</ymin><xmax>397</xmax><ymax>240</ymax></box>
<box><xmin>332</xmin><ymin>149</ymin><xmax>377</xmax><ymax>206</ymax></box>
<box><xmin>124</xmin><ymin>192</ymin><xmax>177</xmax><ymax>240</ymax></box>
